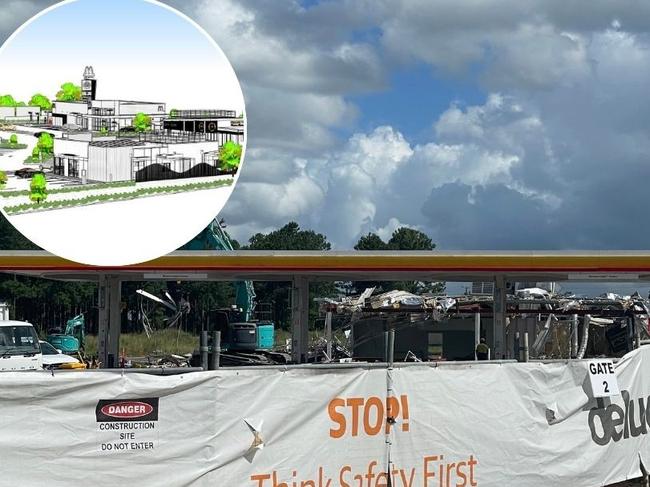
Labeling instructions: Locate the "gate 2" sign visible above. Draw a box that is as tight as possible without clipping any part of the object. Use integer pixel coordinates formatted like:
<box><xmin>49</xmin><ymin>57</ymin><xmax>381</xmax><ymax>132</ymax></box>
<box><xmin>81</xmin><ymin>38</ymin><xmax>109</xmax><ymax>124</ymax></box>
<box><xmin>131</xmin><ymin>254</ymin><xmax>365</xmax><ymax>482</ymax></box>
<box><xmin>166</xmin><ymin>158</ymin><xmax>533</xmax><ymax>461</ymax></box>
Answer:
<box><xmin>587</xmin><ymin>360</ymin><xmax>620</xmax><ymax>398</ymax></box>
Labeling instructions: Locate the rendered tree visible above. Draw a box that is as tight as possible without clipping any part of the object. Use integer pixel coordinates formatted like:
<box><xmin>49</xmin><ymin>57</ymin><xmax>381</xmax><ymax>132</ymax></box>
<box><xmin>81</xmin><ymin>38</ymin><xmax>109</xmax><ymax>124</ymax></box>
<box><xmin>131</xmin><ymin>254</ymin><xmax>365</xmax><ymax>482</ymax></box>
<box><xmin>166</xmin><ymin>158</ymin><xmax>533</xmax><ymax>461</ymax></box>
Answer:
<box><xmin>9</xmin><ymin>134</ymin><xmax>17</xmax><ymax>145</ymax></box>
<box><xmin>31</xmin><ymin>146</ymin><xmax>40</xmax><ymax>161</ymax></box>
<box><xmin>37</xmin><ymin>133</ymin><xmax>54</xmax><ymax>158</ymax></box>
<box><xmin>133</xmin><ymin>112</ymin><xmax>152</xmax><ymax>132</ymax></box>
<box><xmin>0</xmin><ymin>95</ymin><xmax>18</xmax><ymax>107</ymax></box>
<box><xmin>0</xmin><ymin>171</ymin><xmax>7</xmax><ymax>188</ymax></box>
<box><xmin>218</xmin><ymin>141</ymin><xmax>242</xmax><ymax>172</ymax></box>
<box><xmin>29</xmin><ymin>173</ymin><xmax>47</xmax><ymax>204</ymax></box>
<box><xmin>29</xmin><ymin>93</ymin><xmax>53</xmax><ymax>111</ymax></box>
<box><xmin>56</xmin><ymin>82</ymin><xmax>82</xmax><ymax>102</ymax></box>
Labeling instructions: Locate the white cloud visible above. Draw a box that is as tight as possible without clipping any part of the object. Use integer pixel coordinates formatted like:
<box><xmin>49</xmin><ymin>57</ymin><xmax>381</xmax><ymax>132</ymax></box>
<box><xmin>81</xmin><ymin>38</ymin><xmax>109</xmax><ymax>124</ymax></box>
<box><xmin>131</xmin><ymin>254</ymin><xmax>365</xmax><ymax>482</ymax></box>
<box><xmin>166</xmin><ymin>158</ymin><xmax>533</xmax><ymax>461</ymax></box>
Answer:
<box><xmin>339</xmin><ymin>126</ymin><xmax>413</xmax><ymax>187</ymax></box>
<box><xmin>6</xmin><ymin>0</ymin><xmax>650</xmax><ymax>251</ymax></box>
<box><xmin>375</xmin><ymin>217</ymin><xmax>417</xmax><ymax>242</ymax></box>
<box><xmin>183</xmin><ymin>0</ymin><xmax>385</xmax><ymax>95</ymax></box>
<box><xmin>226</xmin><ymin>155</ymin><xmax>325</xmax><ymax>241</ymax></box>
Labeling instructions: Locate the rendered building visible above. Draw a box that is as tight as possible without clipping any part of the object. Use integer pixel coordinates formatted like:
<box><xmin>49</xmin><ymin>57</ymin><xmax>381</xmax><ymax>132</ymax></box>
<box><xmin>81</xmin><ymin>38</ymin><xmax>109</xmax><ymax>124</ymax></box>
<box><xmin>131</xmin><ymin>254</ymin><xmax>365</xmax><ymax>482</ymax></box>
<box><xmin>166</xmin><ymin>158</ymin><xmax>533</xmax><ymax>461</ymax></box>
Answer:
<box><xmin>3</xmin><ymin>66</ymin><xmax>244</xmax><ymax>183</ymax></box>
<box><xmin>45</xmin><ymin>67</ymin><xmax>244</xmax><ymax>183</ymax></box>
<box><xmin>163</xmin><ymin>110</ymin><xmax>244</xmax><ymax>146</ymax></box>
<box><xmin>53</xmin><ymin>136</ymin><xmax>227</xmax><ymax>182</ymax></box>
<box><xmin>51</xmin><ymin>67</ymin><xmax>166</xmax><ymax>131</ymax></box>
<box><xmin>0</xmin><ymin>106</ymin><xmax>43</xmax><ymax>123</ymax></box>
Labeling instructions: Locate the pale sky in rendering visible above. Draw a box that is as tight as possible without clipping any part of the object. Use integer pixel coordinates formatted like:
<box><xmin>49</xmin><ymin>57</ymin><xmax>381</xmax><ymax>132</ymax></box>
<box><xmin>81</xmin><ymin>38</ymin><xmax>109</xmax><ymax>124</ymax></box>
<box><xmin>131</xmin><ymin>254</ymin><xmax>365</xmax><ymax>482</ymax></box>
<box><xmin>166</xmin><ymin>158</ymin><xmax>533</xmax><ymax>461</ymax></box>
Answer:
<box><xmin>2</xmin><ymin>0</ymin><xmax>650</xmax><ymax>253</ymax></box>
<box><xmin>0</xmin><ymin>0</ymin><xmax>244</xmax><ymax>112</ymax></box>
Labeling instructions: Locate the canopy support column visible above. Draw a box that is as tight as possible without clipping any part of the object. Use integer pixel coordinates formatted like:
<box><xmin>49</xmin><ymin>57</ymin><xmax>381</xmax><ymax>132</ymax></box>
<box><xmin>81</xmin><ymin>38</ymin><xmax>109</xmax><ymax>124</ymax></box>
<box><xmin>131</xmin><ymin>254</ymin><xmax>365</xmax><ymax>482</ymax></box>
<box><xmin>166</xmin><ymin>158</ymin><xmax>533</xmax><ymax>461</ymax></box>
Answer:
<box><xmin>98</xmin><ymin>274</ymin><xmax>121</xmax><ymax>368</ymax></box>
<box><xmin>291</xmin><ymin>276</ymin><xmax>309</xmax><ymax>364</ymax></box>
<box><xmin>493</xmin><ymin>276</ymin><xmax>507</xmax><ymax>359</ymax></box>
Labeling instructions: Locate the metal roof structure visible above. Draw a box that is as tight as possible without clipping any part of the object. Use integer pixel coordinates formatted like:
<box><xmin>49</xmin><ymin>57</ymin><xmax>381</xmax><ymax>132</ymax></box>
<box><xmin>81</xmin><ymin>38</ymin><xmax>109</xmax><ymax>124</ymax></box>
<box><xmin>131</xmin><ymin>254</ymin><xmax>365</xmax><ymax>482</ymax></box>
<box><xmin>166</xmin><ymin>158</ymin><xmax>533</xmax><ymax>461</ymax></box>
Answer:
<box><xmin>89</xmin><ymin>139</ymin><xmax>144</xmax><ymax>148</ymax></box>
<box><xmin>3</xmin><ymin>250</ymin><xmax>648</xmax><ymax>366</ymax></box>
<box><xmin>168</xmin><ymin>109</ymin><xmax>237</xmax><ymax>119</ymax></box>
<box><xmin>1</xmin><ymin>250</ymin><xmax>650</xmax><ymax>282</ymax></box>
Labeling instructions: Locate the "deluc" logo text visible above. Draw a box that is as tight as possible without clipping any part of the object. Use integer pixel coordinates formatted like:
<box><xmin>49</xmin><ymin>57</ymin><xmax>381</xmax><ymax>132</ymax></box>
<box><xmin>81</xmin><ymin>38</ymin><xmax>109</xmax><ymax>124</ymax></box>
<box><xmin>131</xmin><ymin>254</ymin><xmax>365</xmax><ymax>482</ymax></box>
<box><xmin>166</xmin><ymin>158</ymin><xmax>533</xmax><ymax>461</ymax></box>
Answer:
<box><xmin>589</xmin><ymin>390</ymin><xmax>650</xmax><ymax>445</ymax></box>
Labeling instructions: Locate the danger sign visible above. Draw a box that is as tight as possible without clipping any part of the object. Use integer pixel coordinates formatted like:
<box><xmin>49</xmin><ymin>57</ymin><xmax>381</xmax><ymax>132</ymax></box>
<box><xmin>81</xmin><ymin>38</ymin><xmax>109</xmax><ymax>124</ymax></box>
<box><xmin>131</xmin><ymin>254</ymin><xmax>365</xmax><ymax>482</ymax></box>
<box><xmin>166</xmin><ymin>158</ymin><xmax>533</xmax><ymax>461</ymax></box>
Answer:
<box><xmin>587</xmin><ymin>360</ymin><xmax>620</xmax><ymax>398</ymax></box>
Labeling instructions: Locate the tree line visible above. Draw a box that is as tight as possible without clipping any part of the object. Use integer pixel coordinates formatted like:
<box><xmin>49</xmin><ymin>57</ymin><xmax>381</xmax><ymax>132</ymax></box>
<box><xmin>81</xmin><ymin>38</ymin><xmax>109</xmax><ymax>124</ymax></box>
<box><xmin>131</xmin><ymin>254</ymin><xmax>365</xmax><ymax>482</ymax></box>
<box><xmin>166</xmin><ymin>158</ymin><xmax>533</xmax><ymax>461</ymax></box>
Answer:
<box><xmin>0</xmin><ymin>215</ymin><xmax>442</xmax><ymax>335</ymax></box>
<box><xmin>0</xmin><ymin>82</ymin><xmax>84</xmax><ymax>110</ymax></box>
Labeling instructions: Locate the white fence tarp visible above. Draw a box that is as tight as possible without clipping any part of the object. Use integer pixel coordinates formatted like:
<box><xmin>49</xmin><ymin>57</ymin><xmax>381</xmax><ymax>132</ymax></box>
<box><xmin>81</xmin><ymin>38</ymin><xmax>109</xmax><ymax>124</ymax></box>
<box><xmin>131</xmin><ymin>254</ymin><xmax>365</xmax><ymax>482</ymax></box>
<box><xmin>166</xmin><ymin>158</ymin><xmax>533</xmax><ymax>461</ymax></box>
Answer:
<box><xmin>1</xmin><ymin>347</ymin><xmax>650</xmax><ymax>486</ymax></box>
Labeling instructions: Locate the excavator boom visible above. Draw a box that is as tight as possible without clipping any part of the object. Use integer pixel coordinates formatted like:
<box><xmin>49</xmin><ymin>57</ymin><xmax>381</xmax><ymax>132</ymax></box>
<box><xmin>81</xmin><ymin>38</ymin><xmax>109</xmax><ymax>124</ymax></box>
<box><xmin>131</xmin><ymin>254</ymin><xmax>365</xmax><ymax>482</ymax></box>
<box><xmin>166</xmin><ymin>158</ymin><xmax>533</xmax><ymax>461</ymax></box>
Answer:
<box><xmin>183</xmin><ymin>219</ymin><xmax>256</xmax><ymax>321</ymax></box>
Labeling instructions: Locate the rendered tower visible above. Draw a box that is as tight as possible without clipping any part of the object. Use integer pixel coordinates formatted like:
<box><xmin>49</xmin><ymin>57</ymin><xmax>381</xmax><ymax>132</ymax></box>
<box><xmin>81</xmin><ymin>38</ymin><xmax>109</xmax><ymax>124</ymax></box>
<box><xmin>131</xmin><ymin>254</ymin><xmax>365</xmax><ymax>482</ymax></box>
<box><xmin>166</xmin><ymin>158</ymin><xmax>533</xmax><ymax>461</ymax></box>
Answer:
<box><xmin>81</xmin><ymin>66</ymin><xmax>97</xmax><ymax>102</ymax></box>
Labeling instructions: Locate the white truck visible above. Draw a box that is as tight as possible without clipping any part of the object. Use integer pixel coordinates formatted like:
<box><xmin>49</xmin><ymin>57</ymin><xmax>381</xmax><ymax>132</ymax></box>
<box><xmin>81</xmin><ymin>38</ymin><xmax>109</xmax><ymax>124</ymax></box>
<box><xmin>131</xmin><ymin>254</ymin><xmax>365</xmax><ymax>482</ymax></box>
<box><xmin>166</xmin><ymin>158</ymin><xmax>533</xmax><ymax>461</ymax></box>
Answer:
<box><xmin>0</xmin><ymin>320</ymin><xmax>43</xmax><ymax>371</ymax></box>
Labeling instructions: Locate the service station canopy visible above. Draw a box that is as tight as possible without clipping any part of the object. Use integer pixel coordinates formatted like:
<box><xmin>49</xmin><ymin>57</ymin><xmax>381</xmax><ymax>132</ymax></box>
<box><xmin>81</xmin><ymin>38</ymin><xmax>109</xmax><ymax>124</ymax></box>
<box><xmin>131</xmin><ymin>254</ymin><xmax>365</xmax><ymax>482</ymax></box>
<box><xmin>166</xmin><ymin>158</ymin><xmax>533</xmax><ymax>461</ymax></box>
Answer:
<box><xmin>1</xmin><ymin>250</ymin><xmax>650</xmax><ymax>283</ymax></box>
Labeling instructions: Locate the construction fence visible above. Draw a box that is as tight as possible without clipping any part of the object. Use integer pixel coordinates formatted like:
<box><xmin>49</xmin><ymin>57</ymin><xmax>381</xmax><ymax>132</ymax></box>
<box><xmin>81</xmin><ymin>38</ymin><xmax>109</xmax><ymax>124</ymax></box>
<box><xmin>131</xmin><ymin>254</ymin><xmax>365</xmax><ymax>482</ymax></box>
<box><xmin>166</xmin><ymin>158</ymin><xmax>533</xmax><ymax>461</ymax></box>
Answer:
<box><xmin>2</xmin><ymin>347</ymin><xmax>650</xmax><ymax>486</ymax></box>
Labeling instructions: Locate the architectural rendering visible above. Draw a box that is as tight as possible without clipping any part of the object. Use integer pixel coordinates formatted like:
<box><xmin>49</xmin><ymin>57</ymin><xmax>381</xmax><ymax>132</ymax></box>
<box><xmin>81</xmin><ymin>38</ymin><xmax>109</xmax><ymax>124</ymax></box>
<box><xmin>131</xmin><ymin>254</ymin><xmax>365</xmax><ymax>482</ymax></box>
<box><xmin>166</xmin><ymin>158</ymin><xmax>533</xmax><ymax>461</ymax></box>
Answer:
<box><xmin>0</xmin><ymin>66</ymin><xmax>245</xmax><ymax>215</ymax></box>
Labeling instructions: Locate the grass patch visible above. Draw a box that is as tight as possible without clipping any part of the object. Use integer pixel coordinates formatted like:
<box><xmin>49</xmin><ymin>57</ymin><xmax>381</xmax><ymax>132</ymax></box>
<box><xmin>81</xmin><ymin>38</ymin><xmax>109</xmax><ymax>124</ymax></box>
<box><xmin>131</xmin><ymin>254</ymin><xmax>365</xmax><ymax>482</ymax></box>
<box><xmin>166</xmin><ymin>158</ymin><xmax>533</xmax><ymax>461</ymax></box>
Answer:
<box><xmin>83</xmin><ymin>328</ymin><xmax>338</xmax><ymax>358</ymax></box>
<box><xmin>85</xmin><ymin>329</ymin><xmax>199</xmax><ymax>357</ymax></box>
<box><xmin>0</xmin><ymin>181</ymin><xmax>136</xmax><ymax>198</ymax></box>
<box><xmin>4</xmin><ymin>178</ymin><xmax>234</xmax><ymax>214</ymax></box>
<box><xmin>0</xmin><ymin>189</ymin><xmax>28</xmax><ymax>197</ymax></box>
<box><xmin>50</xmin><ymin>180</ymin><xmax>136</xmax><ymax>193</ymax></box>
<box><xmin>24</xmin><ymin>155</ymin><xmax>53</xmax><ymax>165</ymax></box>
<box><xmin>0</xmin><ymin>142</ymin><xmax>27</xmax><ymax>150</ymax></box>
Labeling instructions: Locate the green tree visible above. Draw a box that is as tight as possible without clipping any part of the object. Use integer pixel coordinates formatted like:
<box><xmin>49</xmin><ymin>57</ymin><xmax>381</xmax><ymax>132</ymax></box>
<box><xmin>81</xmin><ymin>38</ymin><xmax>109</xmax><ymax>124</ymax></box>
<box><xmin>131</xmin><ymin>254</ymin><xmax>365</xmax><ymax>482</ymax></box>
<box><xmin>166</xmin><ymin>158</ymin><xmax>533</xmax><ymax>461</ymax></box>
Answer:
<box><xmin>0</xmin><ymin>171</ymin><xmax>7</xmax><ymax>188</ymax></box>
<box><xmin>0</xmin><ymin>95</ymin><xmax>18</xmax><ymax>107</ymax></box>
<box><xmin>246</xmin><ymin>222</ymin><xmax>331</xmax><ymax>251</ymax></box>
<box><xmin>29</xmin><ymin>173</ymin><xmax>47</xmax><ymax>204</ymax></box>
<box><xmin>56</xmin><ymin>82</ymin><xmax>82</xmax><ymax>102</ymax></box>
<box><xmin>351</xmin><ymin>227</ymin><xmax>444</xmax><ymax>295</ymax></box>
<box><xmin>9</xmin><ymin>134</ymin><xmax>17</xmax><ymax>145</ymax></box>
<box><xmin>37</xmin><ymin>133</ymin><xmax>54</xmax><ymax>157</ymax></box>
<box><xmin>387</xmin><ymin>227</ymin><xmax>434</xmax><ymax>250</ymax></box>
<box><xmin>218</xmin><ymin>141</ymin><xmax>243</xmax><ymax>172</ymax></box>
<box><xmin>0</xmin><ymin>214</ymin><xmax>39</xmax><ymax>250</ymax></box>
<box><xmin>354</xmin><ymin>228</ymin><xmax>435</xmax><ymax>252</ymax></box>
<box><xmin>133</xmin><ymin>112</ymin><xmax>152</xmax><ymax>132</ymax></box>
<box><xmin>354</xmin><ymin>233</ymin><xmax>388</xmax><ymax>250</ymax></box>
<box><xmin>31</xmin><ymin>146</ymin><xmax>40</xmax><ymax>161</ymax></box>
<box><xmin>244</xmin><ymin>222</ymin><xmax>334</xmax><ymax>329</ymax></box>
<box><xmin>0</xmin><ymin>273</ymin><xmax>95</xmax><ymax>333</ymax></box>
<box><xmin>29</xmin><ymin>93</ymin><xmax>52</xmax><ymax>111</ymax></box>
<box><xmin>349</xmin><ymin>233</ymin><xmax>390</xmax><ymax>293</ymax></box>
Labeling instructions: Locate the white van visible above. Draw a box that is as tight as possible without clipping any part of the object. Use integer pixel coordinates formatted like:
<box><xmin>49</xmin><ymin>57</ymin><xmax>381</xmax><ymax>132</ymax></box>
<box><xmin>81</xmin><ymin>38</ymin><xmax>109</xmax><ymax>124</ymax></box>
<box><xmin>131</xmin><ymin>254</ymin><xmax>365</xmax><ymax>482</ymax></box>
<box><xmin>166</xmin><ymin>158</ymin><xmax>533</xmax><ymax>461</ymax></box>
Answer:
<box><xmin>0</xmin><ymin>320</ymin><xmax>43</xmax><ymax>371</ymax></box>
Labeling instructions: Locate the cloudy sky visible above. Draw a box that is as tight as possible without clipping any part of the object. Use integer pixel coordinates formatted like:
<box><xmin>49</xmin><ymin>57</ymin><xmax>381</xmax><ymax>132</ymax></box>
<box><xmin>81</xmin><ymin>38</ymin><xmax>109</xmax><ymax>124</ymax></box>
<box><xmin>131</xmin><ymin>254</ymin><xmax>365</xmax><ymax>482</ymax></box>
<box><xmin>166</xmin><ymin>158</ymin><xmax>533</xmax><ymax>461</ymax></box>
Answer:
<box><xmin>3</xmin><ymin>0</ymin><xmax>650</xmax><ymax>251</ymax></box>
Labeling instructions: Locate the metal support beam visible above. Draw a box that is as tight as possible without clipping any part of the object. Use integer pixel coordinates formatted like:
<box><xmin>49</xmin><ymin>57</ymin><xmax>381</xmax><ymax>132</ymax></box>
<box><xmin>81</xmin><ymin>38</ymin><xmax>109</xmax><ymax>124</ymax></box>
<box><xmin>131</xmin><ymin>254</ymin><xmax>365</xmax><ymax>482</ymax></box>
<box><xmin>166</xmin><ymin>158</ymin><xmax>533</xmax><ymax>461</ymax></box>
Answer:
<box><xmin>291</xmin><ymin>276</ymin><xmax>310</xmax><ymax>364</ymax></box>
<box><xmin>492</xmin><ymin>276</ymin><xmax>507</xmax><ymax>359</ymax></box>
<box><xmin>474</xmin><ymin>311</ymin><xmax>481</xmax><ymax>361</ymax></box>
<box><xmin>522</xmin><ymin>332</ymin><xmax>529</xmax><ymax>362</ymax></box>
<box><xmin>571</xmin><ymin>314</ymin><xmax>579</xmax><ymax>358</ymax></box>
<box><xmin>325</xmin><ymin>311</ymin><xmax>333</xmax><ymax>362</ymax></box>
<box><xmin>210</xmin><ymin>331</ymin><xmax>221</xmax><ymax>370</ymax></box>
<box><xmin>200</xmin><ymin>331</ymin><xmax>209</xmax><ymax>370</ymax></box>
<box><xmin>97</xmin><ymin>275</ymin><xmax>121</xmax><ymax>368</ymax></box>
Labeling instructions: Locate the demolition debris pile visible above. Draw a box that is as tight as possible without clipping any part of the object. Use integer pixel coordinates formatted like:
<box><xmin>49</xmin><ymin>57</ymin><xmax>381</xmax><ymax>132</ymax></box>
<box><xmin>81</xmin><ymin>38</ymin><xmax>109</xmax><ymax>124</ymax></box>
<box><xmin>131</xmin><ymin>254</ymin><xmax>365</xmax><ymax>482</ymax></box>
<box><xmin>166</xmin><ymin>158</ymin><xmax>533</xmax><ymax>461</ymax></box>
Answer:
<box><xmin>313</xmin><ymin>288</ymin><xmax>650</xmax><ymax>362</ymax></box>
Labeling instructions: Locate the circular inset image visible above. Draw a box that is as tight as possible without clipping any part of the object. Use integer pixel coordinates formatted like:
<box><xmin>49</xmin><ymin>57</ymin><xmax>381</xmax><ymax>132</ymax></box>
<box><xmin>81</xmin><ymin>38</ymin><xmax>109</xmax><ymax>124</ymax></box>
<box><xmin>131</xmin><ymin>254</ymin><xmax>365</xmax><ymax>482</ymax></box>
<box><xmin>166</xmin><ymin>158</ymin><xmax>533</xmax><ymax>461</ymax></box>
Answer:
<box><xmin>0</xmin><ymin>0</ymin><xmax>246</xmax><ymax>265</ymax></box>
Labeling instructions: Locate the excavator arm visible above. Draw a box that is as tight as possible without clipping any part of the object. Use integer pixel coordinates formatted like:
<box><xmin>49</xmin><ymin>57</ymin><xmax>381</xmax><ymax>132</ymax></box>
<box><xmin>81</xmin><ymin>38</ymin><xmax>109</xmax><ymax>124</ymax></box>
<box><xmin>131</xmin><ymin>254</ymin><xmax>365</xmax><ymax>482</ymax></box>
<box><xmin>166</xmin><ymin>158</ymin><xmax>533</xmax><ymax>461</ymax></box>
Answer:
<box><xmin>182</xmin><ymin>219</ymin><xmax>256</xmax><ymax>321</ymax></box>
